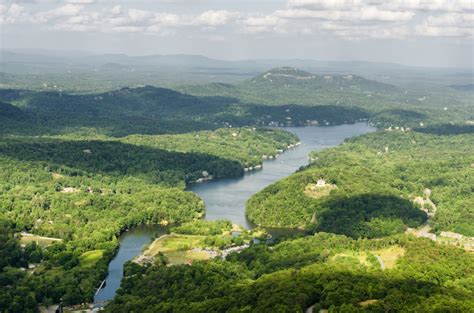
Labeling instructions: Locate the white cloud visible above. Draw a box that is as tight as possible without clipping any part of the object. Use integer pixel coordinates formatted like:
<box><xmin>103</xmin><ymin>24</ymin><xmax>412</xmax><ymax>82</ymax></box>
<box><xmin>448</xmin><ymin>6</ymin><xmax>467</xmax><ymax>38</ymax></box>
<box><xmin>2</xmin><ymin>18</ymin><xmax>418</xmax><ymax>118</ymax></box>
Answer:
<box><xmin>65</xmin><ymin>0</ymin><xmax>95</xmax><ymax>4</ymax></box>
<box><xmin>35</xmin><ymin>4</ymin><xmax>83</xmax><ymax>22</ymax></box>
<box><xmin>425</xmin><ymin>12</ymin><xmax>473</xmax><ymax>26</ymax></box>
<box><xmin>416</xmin><ymin>12</ymin><xmax>474</xmax><ymax>37</ymax></box>
<box><xmin>0</xmin><ymin>3</ymin><xmax>29</xmax><ymax>23</ymax></box>
<box><xmin>1</xmin><ymin>0</ymin><xmax>472</xmax><ymax>42</ymax></box>
<box><xmin>196</xmin><ymin>10</ymin><xmax>236</xmax><ymax>26</ymax></box>
<box><xmin>384</xmin><ymin>0</ymin><xmax>473</xmax><ymax>12</ymax></box>
<box><xmin>109</xmin><ymin>25</ymin><xmax>143</xmax><ymax>33</ymax></box>
<box><xmin>276</xmin><ymin>7</ymin><xmax>413</xmax><ymax>22</ymax></box>
<box><xmin>152</xmin><ymin>13</ymin><xmax>181</xmax><ymax>27</ymax></box>
<box><xmin>7</xmin><ymin>3</ymin><xmax>25</xmax><ymax>17</ymax></box>
<box><xmin>127</xmin><ymin>8</ymin><xmax>153</xmax><ymax>23</ymax></box>
<box><xmin>289</xmin><ymin>0</ymin><xmax>363</xmax><ymax>10</ymax></box>
<box><xmin>110</xmin><ymin>5</ymin><xmax>121</xmax><ymax>16</ymax></box>
<box><xmin>243</xmin><ymin>15</ymin><xmax>283</xmax><ymax>33</ymax></box>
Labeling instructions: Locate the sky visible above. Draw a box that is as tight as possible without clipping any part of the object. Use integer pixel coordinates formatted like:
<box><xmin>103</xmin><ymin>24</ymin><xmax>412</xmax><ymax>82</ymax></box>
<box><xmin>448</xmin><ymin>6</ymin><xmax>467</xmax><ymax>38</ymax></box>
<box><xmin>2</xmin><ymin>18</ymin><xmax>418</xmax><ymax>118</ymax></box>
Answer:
<box><xmin>0</xmin><ymin>0</ymin><xmax>473</xmax><ymax>68</ymax></box>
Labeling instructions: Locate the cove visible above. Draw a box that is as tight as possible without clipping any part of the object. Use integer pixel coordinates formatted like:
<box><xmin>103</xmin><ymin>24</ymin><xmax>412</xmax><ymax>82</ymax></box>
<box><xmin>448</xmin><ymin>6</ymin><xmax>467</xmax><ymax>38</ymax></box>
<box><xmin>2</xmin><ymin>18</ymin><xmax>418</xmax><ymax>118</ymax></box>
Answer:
<box><xmin>94</xmin><ymin>122</ymin><xmax>375</xmax><ymax>303</ymax></box>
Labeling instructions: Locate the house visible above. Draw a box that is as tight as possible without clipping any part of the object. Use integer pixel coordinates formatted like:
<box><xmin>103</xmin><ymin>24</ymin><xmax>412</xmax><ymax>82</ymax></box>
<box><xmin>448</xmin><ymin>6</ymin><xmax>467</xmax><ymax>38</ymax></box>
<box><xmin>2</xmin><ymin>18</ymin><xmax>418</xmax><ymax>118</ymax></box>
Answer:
<box><xmin>316</xmin><ymin>178</ymin><xmax>326</xmax><ymax>187</ymax></box>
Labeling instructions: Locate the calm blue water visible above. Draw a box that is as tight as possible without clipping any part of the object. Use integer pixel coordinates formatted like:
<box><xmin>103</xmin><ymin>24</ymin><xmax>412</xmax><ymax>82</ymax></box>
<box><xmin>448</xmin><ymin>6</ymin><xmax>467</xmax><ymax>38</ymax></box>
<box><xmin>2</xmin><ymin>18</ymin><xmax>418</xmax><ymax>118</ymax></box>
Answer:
<box><xmin>94</xmin><ymin>225</ymin><xmax>167</xmax><ymax>303</ymax></box>
<box><xmin>190</xmin><ymin>123</ymin><xmax>375</xmax><ymax>228</ymax></box>
<box><xmin>94</xmin><ymin>123</ymin><xmax>375</xmax><ymax>303</ymax></box>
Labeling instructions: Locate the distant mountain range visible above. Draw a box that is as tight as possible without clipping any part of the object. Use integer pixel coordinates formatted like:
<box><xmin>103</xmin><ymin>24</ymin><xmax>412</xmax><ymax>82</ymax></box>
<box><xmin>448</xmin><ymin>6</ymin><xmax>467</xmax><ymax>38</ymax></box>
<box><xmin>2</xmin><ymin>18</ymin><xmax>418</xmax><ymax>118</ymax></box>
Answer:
<box><xmin>450</xmin><ymin>84</ymin><xmax>474</xmax><ymax>92</ymax></box>
<box><xmin>0</xmin><ymin>62</ymin><xmax>472</xmax><ymax>136</ymax></box>
<box><xmin>1</xmin><ymin>49</ymin><xmax>471</xmax><ymax>89</ymax></box>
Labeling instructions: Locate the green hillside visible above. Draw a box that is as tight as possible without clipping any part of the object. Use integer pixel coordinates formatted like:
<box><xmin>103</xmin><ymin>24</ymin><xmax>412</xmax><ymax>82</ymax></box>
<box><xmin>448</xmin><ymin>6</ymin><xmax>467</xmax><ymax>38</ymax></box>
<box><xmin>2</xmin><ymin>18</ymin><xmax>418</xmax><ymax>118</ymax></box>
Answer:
<box><xmin>0</xmin><ymin>127</ymin><xmax>296</xmax><ymax>311</ymax></box>
<box><xmin>106</xmin><ymin>233</ymin><xmax>474</xmax><ymax>312</ymax></box>
<box><xmin>0</xmin><ymin>85</ymin><xmax>371</xmax><ymax>136</ymax></box>
<box><xmin>178</xmin><ymin>68</ymin><xmax>473</xmax><ymax>129</ymax></box>
<box><xmin>246</xmin><ymin>130</ymin><xmax>474</xmax><ymax>237</ymax></box>
<box><xmin>245</xmin><ymin>67</ymin><xmax>397</xmax><ymax>92</ymax></box>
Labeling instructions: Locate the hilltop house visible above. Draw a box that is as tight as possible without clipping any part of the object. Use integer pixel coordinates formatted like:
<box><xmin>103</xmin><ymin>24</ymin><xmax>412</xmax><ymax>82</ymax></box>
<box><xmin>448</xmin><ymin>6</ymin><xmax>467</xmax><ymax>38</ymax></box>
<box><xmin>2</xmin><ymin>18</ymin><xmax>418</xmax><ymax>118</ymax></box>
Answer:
<box><xmin>316</xmin><ymin>178</ymin><xmax>326</xmax><ymax>187</ymax></box>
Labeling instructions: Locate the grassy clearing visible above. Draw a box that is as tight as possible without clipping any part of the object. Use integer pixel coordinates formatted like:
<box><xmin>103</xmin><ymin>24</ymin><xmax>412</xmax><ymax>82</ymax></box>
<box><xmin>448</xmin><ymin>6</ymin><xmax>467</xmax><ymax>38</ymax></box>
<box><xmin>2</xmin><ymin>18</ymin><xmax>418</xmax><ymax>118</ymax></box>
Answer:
<box><xmin>79</xmin><ymin>250</ymin><xmax>104</xmax><ymax>268</ymax></box>
<box><xmin>20</xmin><ymin>233</ymin><xmax>62</xmax><ymax>247</ymax></box>
<box><xmin>139</xmin><ymin>234</ymin><xmax>213</xmax><ymax>265</ymax></box>
<box><xmin>331</xmin><ymin>251</ymin><xmax>372</xmax><ymax>267</ymax></box>
<box><xmin>373</xmin><ymin>246</ymin><xmax>405</xmax><ymax>269</ymax></box>
<box><xmin>437</xmin><ymin>236</ymin><xmax>474</xmax><ymax>252</ymax></box>
<box><xmin>165</xmin><ymin>250</ymin><xmax>212</xmax><ymax>265</ymax></box>
<box><xmin>304</xmin><ymin>183</ymin><xmax>337</xmax><ymax>199</ymax></box>
<box><xmin>359</xmin><ymin>299</ymin><xmax>379</xmax><ymax>307</ymax></box>
<box><xmin>146</xmin><ymin>234</ymin><xmax>206</xmax><ymax>255</ymax></box>
<box><xmin>330</xmin><ymin>246</ymin><xmax>405</xmax><ymax>269</ymax></box>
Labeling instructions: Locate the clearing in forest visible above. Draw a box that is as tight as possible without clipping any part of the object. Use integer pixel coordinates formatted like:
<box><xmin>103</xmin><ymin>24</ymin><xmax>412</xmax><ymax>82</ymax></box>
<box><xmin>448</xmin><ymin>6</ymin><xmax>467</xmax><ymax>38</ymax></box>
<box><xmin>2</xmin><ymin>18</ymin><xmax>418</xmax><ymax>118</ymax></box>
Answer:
<box><xmin>330</xmin><ymin>245</ymin><xmax>405</xmax><ymax>270</ymax></box>
<box><xmin>304</xmin><ymin>181</ymin><xmax>337</xmax><ymax>199</ymax></box>
<box><xmin>372</xmin><ymin>246</ymin><xmax>405</xmax><ymax>269</ymax></box>
<box><xmin>20</xmin><ymin>232</ymin><xmax>62</xmax><ymax>247</ymax></box>
<box><xmin>137</xmin><ymin>234</ymin><xmax>214</xmax><ymax>265</ymax></box>
<box><xmin>79</xmin><ymin>250</ymin><xmax>104</xmax><ymax>268</ymax></box>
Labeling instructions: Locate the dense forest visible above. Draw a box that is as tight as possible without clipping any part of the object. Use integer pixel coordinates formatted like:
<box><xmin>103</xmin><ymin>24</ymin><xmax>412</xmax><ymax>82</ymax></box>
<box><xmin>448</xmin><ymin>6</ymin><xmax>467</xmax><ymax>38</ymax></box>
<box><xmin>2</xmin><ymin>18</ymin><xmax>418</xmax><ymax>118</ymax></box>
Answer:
<box><xmin>104</xmin><ymin>124</ymin><xmax>473</xmax><ymax>312</ymax></box>
<box><xmin>178</xmin><ymin>68</ymin><xmax>473</xmax><ymax>129</ymax></box>
<box><xmin>0</xmin><ymin>127</ymin><xmax>296</xmax><ymax>311</ymax></box>
<box><xmin>1</xmin><ymin>65</ymin><xmax>473</xmax><ymax>312</ymax></box>
<box><xmin>107</xmin><ymin>232</ymin><xmax>474</xmax><ymax>312</ymax></box>
<box><xmin>1</xmin><ymin>67</ymin><xmax>472</xmax><ymax>138</ymax></box>
<box><xmin>246</xmin><ymin>130</ymin><xmax>474</xmax><ymax>237</ymax></box>
<box><xmin>0</xmin><ymin>86</ymin><xmax>368</xmax><ymax>137</ymax></box>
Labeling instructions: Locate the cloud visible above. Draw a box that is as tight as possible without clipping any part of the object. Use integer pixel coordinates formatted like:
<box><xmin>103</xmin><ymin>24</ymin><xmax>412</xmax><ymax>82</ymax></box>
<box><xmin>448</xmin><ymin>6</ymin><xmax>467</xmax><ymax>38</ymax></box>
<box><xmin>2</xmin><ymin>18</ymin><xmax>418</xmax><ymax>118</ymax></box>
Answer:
<box><xmin>152</xmin><ymin>13</ymin><xmax>181</xmax><ymax>27</ymax></box>
<box><xmin>35</xmin><ymin>4</ymin><xmax>83</xmax><ymax>22</ymax></box>
<box><xmin>275</xmin><ymin>7</ymin><xmax>414</xmax><ymax>22</ymax></box>
<box><xmin>65</xmin><ymin>0</ymin><xmax>95</xmax><ymax>3</ymax></box>
<box><xmin>416</xmin><ymin>12</ymin><xmax>474</xmax><ymax>37</ymax></box>
<box><xmin>196</xmin><ymin>10</ymin><xmax>237</xmax><ymax>26</ymax></box>
<box><xmin>243</xmin><ymin>15</ymin><xmax>284</xmax><ymax>33</ymax></box>
<box><xmin>0</xmin><ymin>3</ymin><xmax>30</xmax><ymax>23</ymax></box>
<box><xmin>384</xmin><ymin>0</ymin><xmax>473</xmax><ymax>12</ymax></box>
<box><xmin>1</xmin><ymin>0</ymin><xmax>472</xmax><ymax>42</ymax></box>
<box><xmin>289</xmin><ymin>0</ymin><xmax>364</xmax><ymax>10</ymax></box>
<box><xmin>127</xmin><ymin>8</ymin><xmax>153</xmax><ymax>23</ymax></box>
<box><xmin>270</xmin><ymin>0</ymin><xmax>462</xmax><ymax>39</ymax></box>
<box><xmin>110</xmin><ymin>5</ymin><xmax>121</xmax><ymax>16</ymax></box>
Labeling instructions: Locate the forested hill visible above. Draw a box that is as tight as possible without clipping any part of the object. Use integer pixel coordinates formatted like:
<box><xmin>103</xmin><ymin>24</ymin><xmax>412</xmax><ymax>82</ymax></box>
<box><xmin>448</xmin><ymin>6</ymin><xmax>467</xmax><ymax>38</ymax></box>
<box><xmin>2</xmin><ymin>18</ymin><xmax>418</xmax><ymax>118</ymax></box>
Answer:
<box><xmin>0</xmin><ymin>86</ymin><xmax>369</xmax><ymax>136</ymax></box>
<box><xmin>107</xmin><ymin>233</ymin><xmax>474</xmax><ymax>312</ymax></box>
<box><xmin>0</xmin><ymin>126</ymin><xmax>298</xmax><ymax>311</ymax></box>
<box><xmin>178</xmin><ymin>68</ymin><xmax>473</xmax><ymax>129</ymax></box>
<box><xmin>244</xmin><ymin>67</ymin><xmax>397</xmax><ymax>93</ymax></box>
<box><xmin>1</xmin><ymin>66</ymin><xmax>472</xmax><ymax>136</ymax></box>
<box><xmin>246</xmin><ymin>130</ymin><xmax>474</xmax><ymax>237</ymax></box>
<box><xmin>99</xmin><ymin>125</ymin><xmax>474</xmax><ymax>312</ymax></box>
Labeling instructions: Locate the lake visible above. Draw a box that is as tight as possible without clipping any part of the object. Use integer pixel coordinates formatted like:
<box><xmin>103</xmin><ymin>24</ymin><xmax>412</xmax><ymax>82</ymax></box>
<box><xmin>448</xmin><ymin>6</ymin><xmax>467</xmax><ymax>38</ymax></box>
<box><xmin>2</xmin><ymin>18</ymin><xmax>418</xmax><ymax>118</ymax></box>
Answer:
<box><xmin>94</xmin><ymin>123</ymin><xmax>375</xmax><ymax>303</ymax></box>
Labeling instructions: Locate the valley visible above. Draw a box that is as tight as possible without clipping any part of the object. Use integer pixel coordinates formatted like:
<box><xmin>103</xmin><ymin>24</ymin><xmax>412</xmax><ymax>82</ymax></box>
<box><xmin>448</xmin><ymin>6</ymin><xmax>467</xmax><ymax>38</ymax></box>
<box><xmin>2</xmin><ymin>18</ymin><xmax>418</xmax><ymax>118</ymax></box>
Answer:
<box><xmin>0</xmin><ymin>61</ymin><xmax>472</xmax><ymax>312</ymax></box>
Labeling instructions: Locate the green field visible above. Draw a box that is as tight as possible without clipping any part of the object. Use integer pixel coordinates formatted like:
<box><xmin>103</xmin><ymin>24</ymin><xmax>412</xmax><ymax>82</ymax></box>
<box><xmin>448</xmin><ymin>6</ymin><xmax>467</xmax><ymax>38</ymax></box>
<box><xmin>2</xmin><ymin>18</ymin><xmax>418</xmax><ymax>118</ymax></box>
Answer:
<box><xmin>79</xmin><ymin>250</ymin><xmax>104</xmax><ymax>268</ymax></box>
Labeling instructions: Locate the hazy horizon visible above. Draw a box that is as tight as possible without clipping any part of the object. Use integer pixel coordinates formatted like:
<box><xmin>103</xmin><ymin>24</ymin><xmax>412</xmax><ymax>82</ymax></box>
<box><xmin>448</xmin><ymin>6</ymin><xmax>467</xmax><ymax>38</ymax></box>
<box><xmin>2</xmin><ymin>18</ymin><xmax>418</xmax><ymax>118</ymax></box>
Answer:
<box><xmin>1</xmin><ymin>0</ymin><xmax>473</xmax><ymax>69</ymax></box>
<box><xmin>2</xmin><ymin>47</ymin><xmax>473</xmax><ymax>71</ymax></box>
